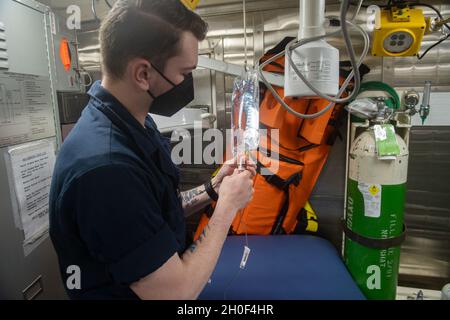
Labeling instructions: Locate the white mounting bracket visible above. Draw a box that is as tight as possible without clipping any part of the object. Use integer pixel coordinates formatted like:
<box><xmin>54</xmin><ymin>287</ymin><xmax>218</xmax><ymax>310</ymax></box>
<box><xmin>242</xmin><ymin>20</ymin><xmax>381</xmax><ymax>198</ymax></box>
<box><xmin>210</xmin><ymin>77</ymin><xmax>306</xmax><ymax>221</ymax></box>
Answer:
<box><xmin>197</xmin><ymin>56</ymin><xmax>285</xmax><ymax>88</ymax></box>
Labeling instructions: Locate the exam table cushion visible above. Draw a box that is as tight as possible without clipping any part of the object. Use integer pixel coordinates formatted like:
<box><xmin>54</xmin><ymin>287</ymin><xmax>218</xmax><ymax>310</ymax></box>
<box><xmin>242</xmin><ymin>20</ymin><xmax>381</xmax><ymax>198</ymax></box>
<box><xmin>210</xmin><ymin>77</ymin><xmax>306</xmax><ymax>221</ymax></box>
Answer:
<box><xmin>199</xmin><ymin>235</ymin><xmax>365</xmax><ymax>300</ymax></box>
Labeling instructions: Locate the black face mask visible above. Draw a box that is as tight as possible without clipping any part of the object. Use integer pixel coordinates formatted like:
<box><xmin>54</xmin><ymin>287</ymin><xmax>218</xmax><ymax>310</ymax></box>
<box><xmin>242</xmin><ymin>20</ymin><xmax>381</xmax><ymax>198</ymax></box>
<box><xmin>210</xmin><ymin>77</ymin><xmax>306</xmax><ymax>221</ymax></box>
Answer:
<box><xmin>148</xmin><ymin>67</ymin><xmax>194</xmax><ymax>117</ymax></box>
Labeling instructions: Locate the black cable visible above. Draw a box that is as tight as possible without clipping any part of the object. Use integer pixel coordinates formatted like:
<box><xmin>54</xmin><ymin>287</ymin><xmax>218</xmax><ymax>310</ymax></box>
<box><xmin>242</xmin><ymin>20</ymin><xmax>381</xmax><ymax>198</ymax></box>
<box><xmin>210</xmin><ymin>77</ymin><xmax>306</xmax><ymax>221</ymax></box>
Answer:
<box><xmin>408</xmin><ymin>2</ymin><xmax>450</xmax><ymax>31</ymax></box>
<box><xmin>418</xmin><ymin>33</ymin><xmax>450</xmax><ymax>60</ymax></box>
<box><xmin>105</xmin><ymin>0</ymin><xmax>112</xmax><ymax>9</ymax></box>
<box><xmin>408</xmin><ymin>3</ymin><xmax>450</xmax><ymax>60</ymax></box>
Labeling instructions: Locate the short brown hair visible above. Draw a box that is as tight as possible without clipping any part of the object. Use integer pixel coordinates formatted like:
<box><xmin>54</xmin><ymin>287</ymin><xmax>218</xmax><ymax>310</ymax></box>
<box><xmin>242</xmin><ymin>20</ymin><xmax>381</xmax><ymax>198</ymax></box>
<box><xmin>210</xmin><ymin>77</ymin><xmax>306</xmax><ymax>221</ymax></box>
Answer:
<box><xmin>100</xmin><ymin>0</ymin><xmax>208</xmax><ymax>78</ymax></box>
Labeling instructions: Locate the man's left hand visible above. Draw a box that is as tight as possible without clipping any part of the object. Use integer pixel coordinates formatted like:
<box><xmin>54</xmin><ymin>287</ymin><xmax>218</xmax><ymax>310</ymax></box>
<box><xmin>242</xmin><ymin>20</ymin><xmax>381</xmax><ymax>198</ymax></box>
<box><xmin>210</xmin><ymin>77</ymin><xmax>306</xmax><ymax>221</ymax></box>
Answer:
<box><xmin>212</xmin><ymin>156</ymin><xmax>257</xmax><ymax>192</ymax></box>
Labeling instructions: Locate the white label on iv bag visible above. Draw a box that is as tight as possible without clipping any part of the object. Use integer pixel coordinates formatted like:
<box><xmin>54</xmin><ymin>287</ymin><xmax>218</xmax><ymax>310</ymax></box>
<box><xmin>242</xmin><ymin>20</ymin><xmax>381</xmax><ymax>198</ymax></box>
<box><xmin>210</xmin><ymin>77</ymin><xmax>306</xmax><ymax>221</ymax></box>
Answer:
<box><xmin>240</xmin><ymin>246</ymin><xmax>251</xmax><ymax>269</ymax></box>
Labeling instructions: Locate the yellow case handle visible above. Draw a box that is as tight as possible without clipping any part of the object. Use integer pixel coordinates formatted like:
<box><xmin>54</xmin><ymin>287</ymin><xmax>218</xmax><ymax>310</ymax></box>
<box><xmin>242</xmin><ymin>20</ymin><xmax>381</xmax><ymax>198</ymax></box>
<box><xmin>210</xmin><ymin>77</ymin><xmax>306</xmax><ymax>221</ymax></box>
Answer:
<box><xmin>304</xmin><ymin>201</ymin><xmax>319</xmax><ymax>233</ymax></box>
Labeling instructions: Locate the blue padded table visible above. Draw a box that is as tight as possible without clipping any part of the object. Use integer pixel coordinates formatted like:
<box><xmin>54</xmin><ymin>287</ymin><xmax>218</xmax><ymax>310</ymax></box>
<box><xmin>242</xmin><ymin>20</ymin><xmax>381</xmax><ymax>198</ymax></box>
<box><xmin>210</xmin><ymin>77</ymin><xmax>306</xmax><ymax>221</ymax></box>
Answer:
<box><xmin>199</xmin><ymin>235</ymin><xmax>365</xmax><ymax>300</ymax></box>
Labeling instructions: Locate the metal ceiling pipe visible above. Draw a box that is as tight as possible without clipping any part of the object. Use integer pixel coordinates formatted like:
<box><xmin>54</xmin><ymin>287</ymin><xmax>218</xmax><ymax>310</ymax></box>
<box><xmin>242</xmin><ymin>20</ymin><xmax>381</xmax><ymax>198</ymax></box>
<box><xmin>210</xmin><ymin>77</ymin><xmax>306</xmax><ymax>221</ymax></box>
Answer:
<box><xmin>298</xmin><ymin>0</ymin><xmax>326</xmax><ymax>39</ymax></box>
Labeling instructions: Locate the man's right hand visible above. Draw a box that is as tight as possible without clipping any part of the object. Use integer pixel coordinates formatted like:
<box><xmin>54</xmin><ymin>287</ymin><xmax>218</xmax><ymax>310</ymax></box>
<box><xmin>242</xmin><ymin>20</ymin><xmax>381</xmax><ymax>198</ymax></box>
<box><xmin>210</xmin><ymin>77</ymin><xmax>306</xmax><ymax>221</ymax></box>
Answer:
<box><xmin>131</xmin><ymin>169</ymin><xmax>254</xmax><ymax>300</ymax></box>
<box><xmin>218</xmin><ymin>169</ymin><xmax>254</xmax><ymax>213</ymax></box>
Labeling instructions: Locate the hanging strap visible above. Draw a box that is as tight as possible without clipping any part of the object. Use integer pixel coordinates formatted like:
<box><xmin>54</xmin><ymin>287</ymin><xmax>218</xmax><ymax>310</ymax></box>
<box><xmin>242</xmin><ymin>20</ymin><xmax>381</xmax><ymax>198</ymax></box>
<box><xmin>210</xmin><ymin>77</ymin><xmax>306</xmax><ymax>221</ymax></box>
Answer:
<box><xmin>258</xmin><ymin>147</ymin><xmax>304</xmax><ymax>166</ymax></box>
<box><xmin>341</xmin><ymin>218</ymin><xmax>407</xmax><ymax>249</ymax></box>
<box><xmin>326</xmin><ymin>107</ymin><xmax>347</xmax><ymax>146</ymax></box>
<box><xmin>256</xmin><ymin>161</ymin><xmax>302</xmax><ymax>235</ymax></box>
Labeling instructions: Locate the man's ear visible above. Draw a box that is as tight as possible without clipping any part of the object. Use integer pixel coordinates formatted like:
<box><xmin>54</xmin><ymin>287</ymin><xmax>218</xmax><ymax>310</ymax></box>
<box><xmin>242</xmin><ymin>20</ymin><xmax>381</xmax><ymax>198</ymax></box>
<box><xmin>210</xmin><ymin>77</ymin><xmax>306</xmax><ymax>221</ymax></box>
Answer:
<box><xmin>129</xmin><ymin>58</ymin><xmax>153</xmax><ymax>91</ymax></box>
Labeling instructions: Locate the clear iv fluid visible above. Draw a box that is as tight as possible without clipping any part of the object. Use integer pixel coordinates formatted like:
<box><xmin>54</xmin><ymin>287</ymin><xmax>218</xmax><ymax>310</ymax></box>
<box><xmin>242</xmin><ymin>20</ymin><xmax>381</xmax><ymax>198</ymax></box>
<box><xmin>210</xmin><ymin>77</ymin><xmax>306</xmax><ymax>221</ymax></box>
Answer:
<box><xmin>242</xmin><ymin>79</ymin><xmax>259</xmax><ymax>150</ymax></box>
<box><xmin>231</xmin><ymin>70</ymin><xmax>260</xmax><ymax>158</ymax></box>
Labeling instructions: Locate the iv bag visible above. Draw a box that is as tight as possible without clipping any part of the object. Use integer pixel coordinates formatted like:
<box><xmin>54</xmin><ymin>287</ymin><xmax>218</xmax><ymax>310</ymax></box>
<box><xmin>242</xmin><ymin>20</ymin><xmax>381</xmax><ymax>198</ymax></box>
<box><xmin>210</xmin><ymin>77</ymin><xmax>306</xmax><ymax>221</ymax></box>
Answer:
<box><xmin>231</xmin><ymin>69</ymin><xmax>260</xmax><ymax>165</ymax></box>
<box><xmin>346</xmin><ymin>98</ymin><xmax>379</xmax><ymax>119</ymax></box>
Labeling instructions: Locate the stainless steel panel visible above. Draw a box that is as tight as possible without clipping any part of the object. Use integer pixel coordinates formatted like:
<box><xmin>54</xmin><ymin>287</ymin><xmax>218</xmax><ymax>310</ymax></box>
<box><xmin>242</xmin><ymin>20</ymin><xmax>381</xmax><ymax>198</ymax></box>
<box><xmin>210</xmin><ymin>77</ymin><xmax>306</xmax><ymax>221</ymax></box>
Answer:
<box><xmin>401</xmin><ymin>126</ymin><xmax>450</xmax><ymax>289</ymax></box>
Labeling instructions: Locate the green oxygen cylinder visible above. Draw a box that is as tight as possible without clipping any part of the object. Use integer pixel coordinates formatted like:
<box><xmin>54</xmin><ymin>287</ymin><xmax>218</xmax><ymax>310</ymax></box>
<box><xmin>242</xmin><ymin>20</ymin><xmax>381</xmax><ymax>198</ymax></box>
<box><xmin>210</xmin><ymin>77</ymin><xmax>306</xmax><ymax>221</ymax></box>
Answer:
<box><xmin>343</xmin><ymin>125</ymin><xmax>408</xmax><ymax>300</ymax></box>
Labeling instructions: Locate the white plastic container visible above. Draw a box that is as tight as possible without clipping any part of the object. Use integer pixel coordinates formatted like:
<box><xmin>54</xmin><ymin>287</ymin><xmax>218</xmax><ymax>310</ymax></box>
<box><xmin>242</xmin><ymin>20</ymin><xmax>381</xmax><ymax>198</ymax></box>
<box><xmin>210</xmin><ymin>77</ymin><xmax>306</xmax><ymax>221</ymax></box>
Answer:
<box><xmin>284</xmin><ymin>0</ymin><xmax>339</xmax><ymax>98</ymax></box>
<box><xmin>284</xmin><ymin>39</ymin><xmax>339</xmax><ymax>98</ymax></box>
